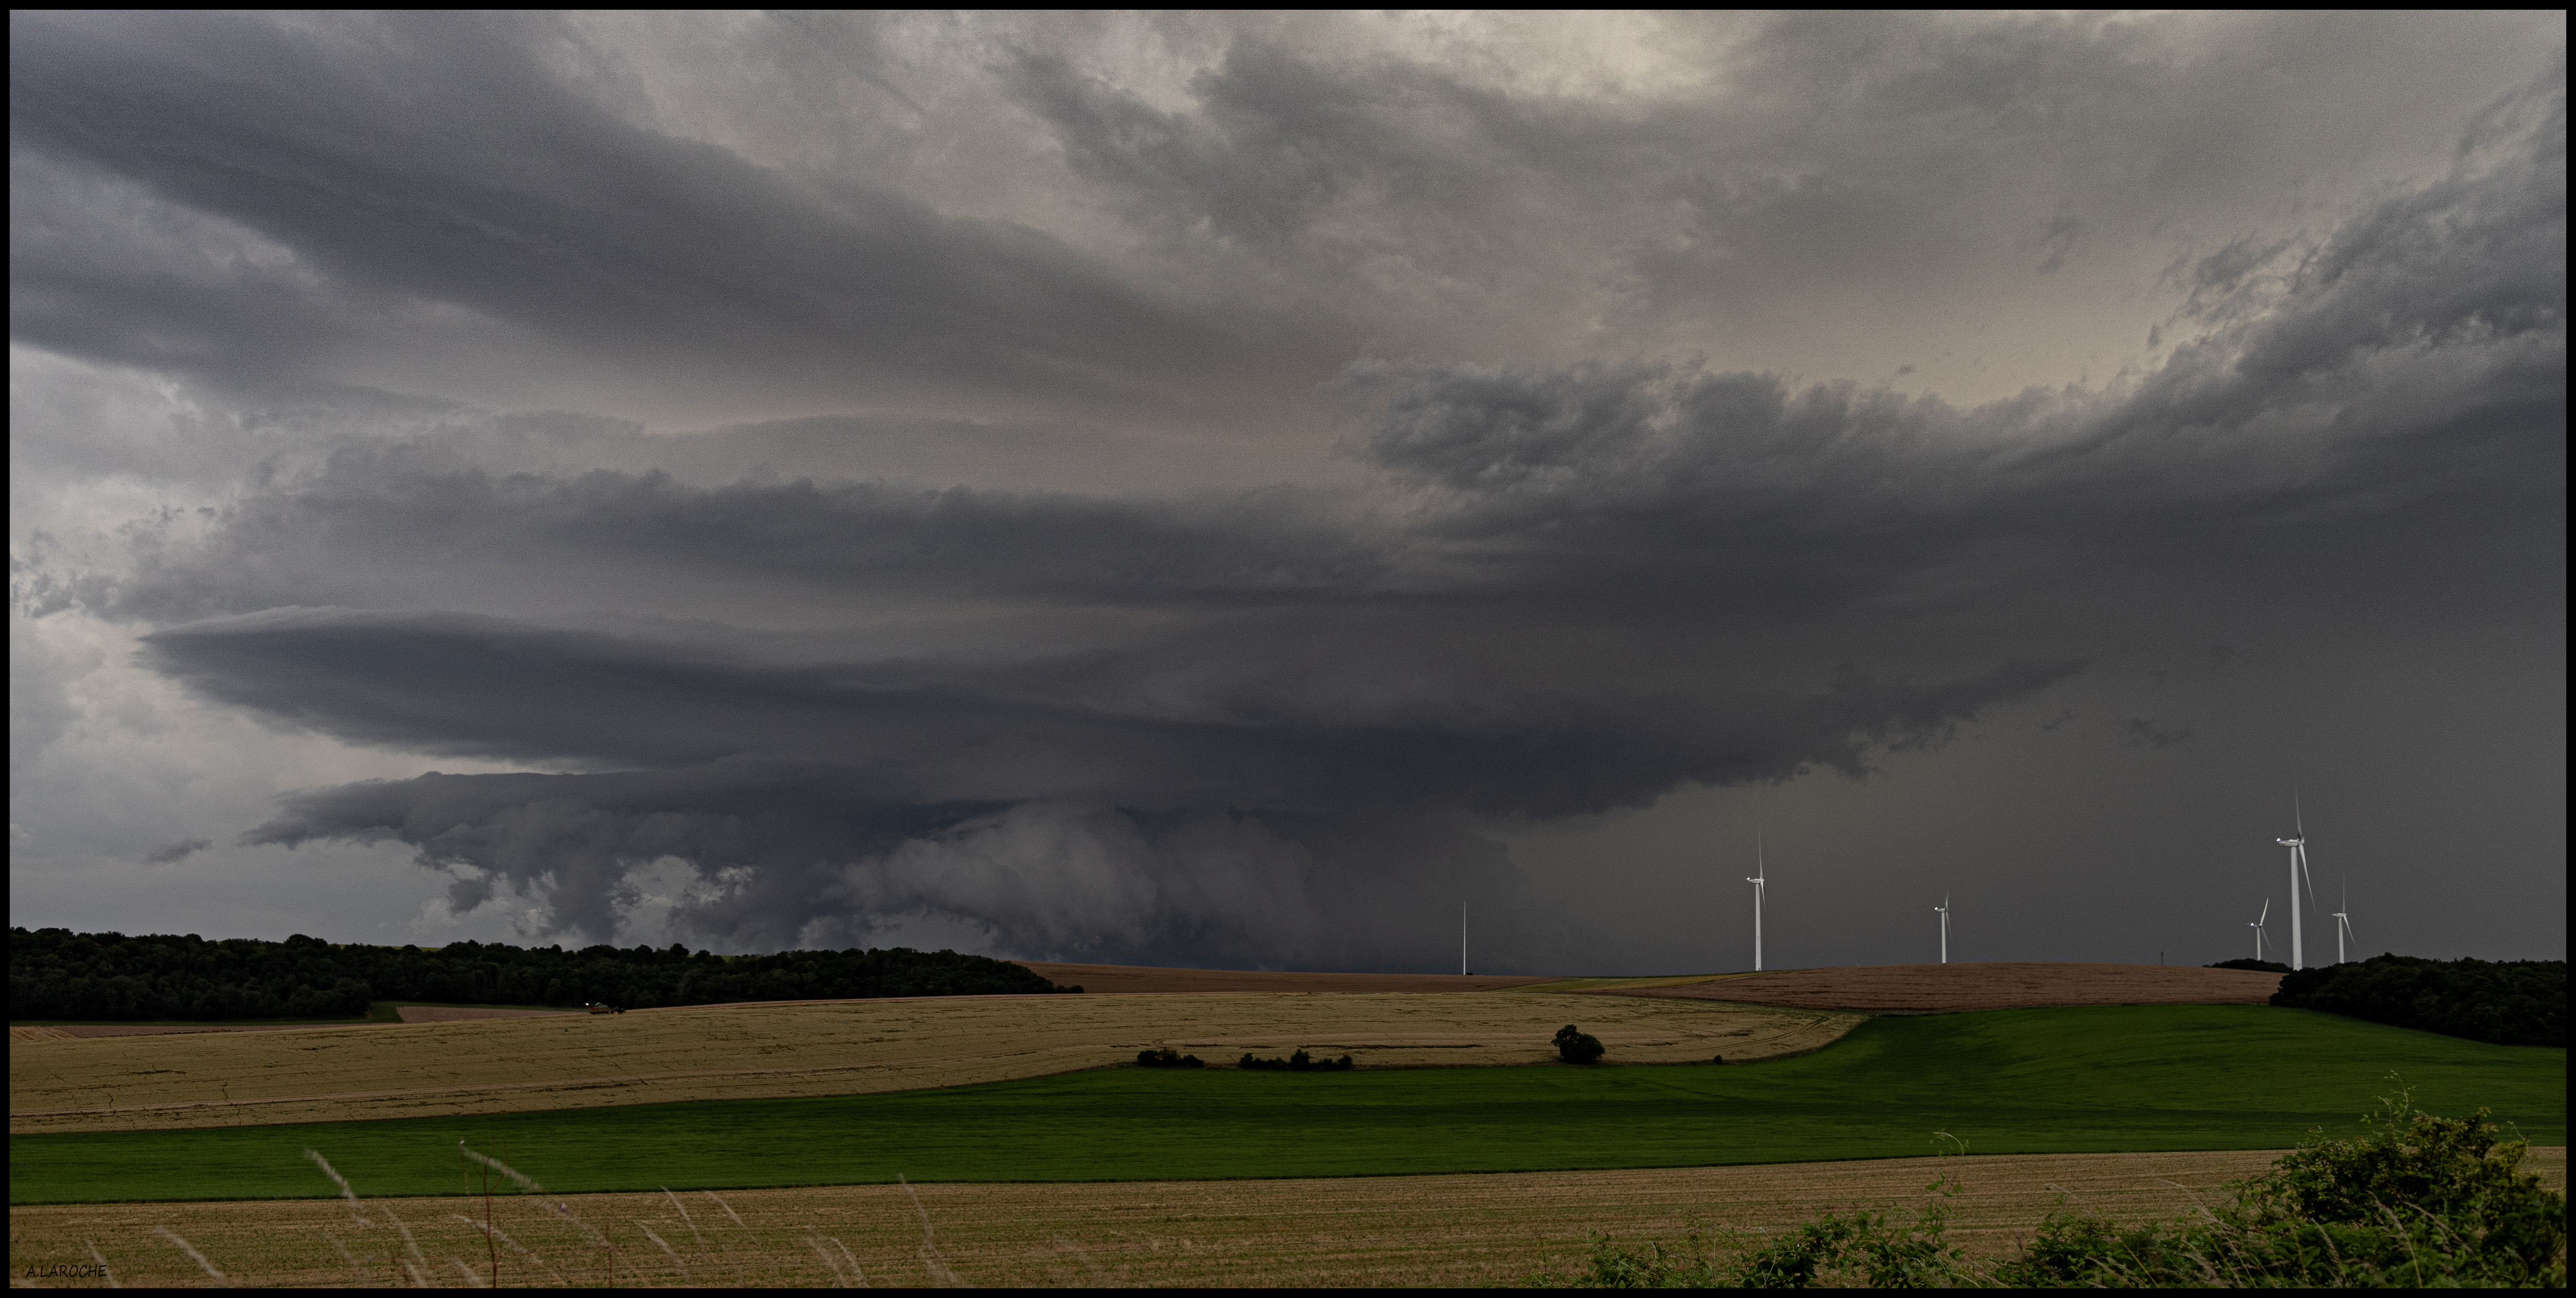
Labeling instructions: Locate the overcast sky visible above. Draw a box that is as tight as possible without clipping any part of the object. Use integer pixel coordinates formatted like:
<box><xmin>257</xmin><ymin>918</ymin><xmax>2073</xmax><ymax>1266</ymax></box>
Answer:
<box><xmin>11</xmin><ymin>11</ymin><xmax>2565</xmax><ymax>973</ymax></box>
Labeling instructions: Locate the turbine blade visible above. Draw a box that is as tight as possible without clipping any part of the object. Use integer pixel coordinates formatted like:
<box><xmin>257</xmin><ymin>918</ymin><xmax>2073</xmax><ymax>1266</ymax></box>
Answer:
<box><xmin>2259</xmin><ymin>898</ymin><xmax>2269</xmax><ymax>924</ymax></box>
<box><xmin>2295</xmin><ymin>791</ymin><xmax>2304</xmax><ymax>835</ymax></box>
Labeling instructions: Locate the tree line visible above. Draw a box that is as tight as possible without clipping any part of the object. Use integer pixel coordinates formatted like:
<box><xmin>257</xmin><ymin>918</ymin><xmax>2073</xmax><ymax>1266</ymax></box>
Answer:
<box><xmin>8</xmin><ymin>927</ymin><xmax>1075</xmax><ymax>1021</ymax></box>
<box><xmin>2267</xmin><ymin>953</ymin><xmax>2562</xmax><ymax>1047</ymax></box>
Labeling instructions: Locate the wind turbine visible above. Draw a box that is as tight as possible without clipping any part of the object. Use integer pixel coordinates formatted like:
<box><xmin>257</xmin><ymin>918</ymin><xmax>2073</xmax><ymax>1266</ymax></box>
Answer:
<box><xmin>2276</xmin><ymin>795</ymin><xmax>2320</xmax><ymax>970</ymax></box>
<box><xmin>2332</xmin><ymin>879</ymin><xmax>2355</xmax><ymax>967</ymax></box>
<box><xmin>2249</xmin><ymin>898</ymin><xmax>2269</xmax><ymax>963</ymax></box>
<box><xmin>1460</xmin><ymin>900</ymin><xmax>1468</xmax><ymax>977</ymax></box>
<box><xmin>1746</xmin><ymin>831</ymin><xmax>1767</xmax><ymax>972</ymax></box>
<box><xmin>1935</xmin><ymin>893</ymin><xmax>1951</xmax><ymax>964</ymax></box>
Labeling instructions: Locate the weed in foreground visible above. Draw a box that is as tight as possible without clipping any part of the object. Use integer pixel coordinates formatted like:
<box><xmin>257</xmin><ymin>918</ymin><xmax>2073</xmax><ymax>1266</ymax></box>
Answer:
<box><xmin>1526</xmin><ymin>1091</ymin><xmax>2568</xmax><ymax>1288</ymax></box>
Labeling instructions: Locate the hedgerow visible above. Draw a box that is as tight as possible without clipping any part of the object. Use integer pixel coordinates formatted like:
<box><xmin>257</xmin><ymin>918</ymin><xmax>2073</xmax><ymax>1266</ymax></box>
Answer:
<box><xmin>1527</xmin><ymin>1093</ymin><xmax>2566</xmax><ymax>1288</ymax></box>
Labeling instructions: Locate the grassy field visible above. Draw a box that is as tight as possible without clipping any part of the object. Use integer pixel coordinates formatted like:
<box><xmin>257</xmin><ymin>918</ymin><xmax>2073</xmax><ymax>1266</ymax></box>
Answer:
<box><xmin>10</xmin><ymin>990</ymin><xmax>1852</xmax><ymax>1133</ymax></box>
<box><xmin>13</xmin><ymin>1005</ymin><xmax>2559</xmax><ymax>1205</ymax></box>
<box><xmin>22</xmin><ymin>1148</ymin><xmax>2472</xmax><ymax>1288</ymax></box>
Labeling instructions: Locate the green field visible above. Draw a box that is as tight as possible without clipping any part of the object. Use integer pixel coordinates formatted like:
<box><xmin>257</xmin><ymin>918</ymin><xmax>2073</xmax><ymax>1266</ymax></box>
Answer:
<box><xmin>12</xmin><ymin>1005</ymin><xmax>2561</xmax><ymax>1205</ymax></box>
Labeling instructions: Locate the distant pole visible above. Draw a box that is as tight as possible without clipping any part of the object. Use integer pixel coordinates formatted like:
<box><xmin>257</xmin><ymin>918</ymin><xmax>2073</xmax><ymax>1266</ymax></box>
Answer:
<box><xmin>1460</xmin><ymin>900</ymin><xmax>1468</xmax><ymax>977</ymax></box>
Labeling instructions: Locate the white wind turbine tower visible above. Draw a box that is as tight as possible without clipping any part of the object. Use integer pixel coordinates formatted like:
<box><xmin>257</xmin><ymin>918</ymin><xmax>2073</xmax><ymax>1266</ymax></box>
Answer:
<box><xmin>1746</xmin><ymin>831</ymin><xmax>1767</xmax><ymax>972</ymax></box>
<box><xmin>1935</xmin><ymin>893</ymin><xmax>1951</xmax><ymax>964</ymax></box>
<box><xmin>2276</xmin><ymin>795</ymin><xmax>2321</xmax><ymax>970</ymax></box>
<box><xmin>2249</xmin><ymin>898</ymin><xmax>2269</xmax><ymax>963</ymax></box>
<box><xmin>2332</xmin><ymin>879</ymin><xmax>2356</xmax><ymax>967</ymax></box>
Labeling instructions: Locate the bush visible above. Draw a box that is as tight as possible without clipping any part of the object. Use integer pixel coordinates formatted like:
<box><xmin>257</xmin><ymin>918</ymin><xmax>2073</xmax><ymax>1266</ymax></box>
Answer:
<box><xmin>1523</xmin><ymin>1093</ymin><xmax>2567</xmax><ymax>1288</ymax></box>
<box><xmin>2272</xmin><ymin>954</ymin><xmax>2564</xmax><ymax>1046</ymax></box>
<box><xmin>1995</xmin><ymin>1094</ymin><xmax>2567</xmax><ymax>1287</ymax></box>
<box><xmin>1135</xmin><ymin>1047</ymin><xmax>1204</xmax><ymax>1069</ymax></box>
<box><xmin>2209</xmin><ymin>958</ymin><xmax>2291</xmax><ymax>973</ymax></box>
<box><xmin>1555</xmin><ymin>1024</ymin><xmax>1605</xmax><ymax>1064</ymax></box>
<box><xmin>1237</xmin><ymin>1049</ymin><xmax>1354</xmax><ymax>1072</ymax></box>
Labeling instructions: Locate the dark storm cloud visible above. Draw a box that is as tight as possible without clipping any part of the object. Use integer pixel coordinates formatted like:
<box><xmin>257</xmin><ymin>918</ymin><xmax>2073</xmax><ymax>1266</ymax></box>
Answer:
<box><xmin>244</xmin><ymin>761</ymin><xmax>1001</xmax><ymax>949</ymax></box>
<box><xmin>104</xmin><ymin>446</ymin><xmax>1388</xmax><ymax>626</ymax></box>
<box><xmin>1346</xmin><ymin>77</ymin><xmax>2565</xmax><ymax>610</ymax></box>
<box><xmin>14</xmin><ymin>14</ymin><xmax>2561</xmax><ymax>965</ymax></box>
<box><xmin>188</xmin><ymin>607</ymin><xmax>2064</xmax><ymax>954</ymax></box>
<box><xmin>103</xmin><ymin>61</ymin><xmax>2566</xmax><ymax>958</ymax></box>
<box><xmin>7</xmin><ymin>11</ymin><xmax>1233</xmax><ymax>413</ymax></box>
<box><xmin>246</xmin><ymin>763</ymin><xmax>1525</xmax><ymax>964</ymax></box>
<box><xmin>142</xmin><ymin>838</ymin><xmax>211</xmax><ymax>865</ymax></box>
<box><xmin>106</xmin><ymin>67</ymin><xmax>2559</xmax><ymax>637</ymax></box>
<box><xmin>150</xmin><ymin>608</ymin><xmax>2074</xmax><ymax>819</ymax></box>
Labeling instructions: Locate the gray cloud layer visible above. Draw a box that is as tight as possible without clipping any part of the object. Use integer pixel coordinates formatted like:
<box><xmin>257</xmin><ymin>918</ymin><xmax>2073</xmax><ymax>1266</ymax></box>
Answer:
<box><xmin>11</xmin><ymin>13</ymin><xmax>2563</xmax><ymax>966</ymax></box>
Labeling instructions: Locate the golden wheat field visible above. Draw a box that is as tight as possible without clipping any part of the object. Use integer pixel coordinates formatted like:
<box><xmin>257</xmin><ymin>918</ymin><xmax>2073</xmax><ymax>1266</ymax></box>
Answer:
<box><xmin>10</xmin><ymin>991</ymin><xmax>1856</xmax><ymax>1135</ymax></box>
<box><xmin>39</xmin><ymin>1146</ymin><xmax>2554</xmax><ymax>1289</ymax></box>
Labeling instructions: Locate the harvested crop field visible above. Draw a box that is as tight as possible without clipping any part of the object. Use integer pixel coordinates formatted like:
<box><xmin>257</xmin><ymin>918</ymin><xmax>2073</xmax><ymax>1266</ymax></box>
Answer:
<box><xmin>1619</xmin><ymin>961</ymin><xmax>2282</xmax><ymax>1012</ymax></box>
<box><xmin>12</xmin><ymin>1022</ymin><xmax>364</xmax><ymax>1040</ymax></box>
<box><xmin>394</xmin><ymin>1006</ymin><xmax>580</xmax><ymax>1023</ymax></box>
<box><xmin>1017</xmin><ymin>962</ymin><xmax>1553</xmax><ymax>993</ymax></box>
<box><xmin>11</xmin><ymin>992</ymin><xmax>1852</xmax><ymax>1135</ymax></box>
<box><xmin>16</xmin><ymin>1147</ymin><xmax>2560</xmax><ymax>1288</ymax></box>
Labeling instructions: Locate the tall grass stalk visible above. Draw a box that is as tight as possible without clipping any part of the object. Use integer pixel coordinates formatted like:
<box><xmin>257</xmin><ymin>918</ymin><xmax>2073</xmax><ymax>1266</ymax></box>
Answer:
<box><xmin>152</xmin><ymin>1225</ymin><xmax>229</xmax><ymax>1286</ymax></box>
<box><xmin>449</xmin><ymin>1212</ymin><xmax>566</xmax><ymax>1285</ymax></box>
<box><xmin>832</xmin><ymin>1235</ymin><xmax>868</xmax><ymax>1285</ymax></box>
<box><xmin>378</xmin><ymin>1202</ymin><xmax>431</xmax><ymax>1283</ymax></box>
<box><xmin>638</xmin><ymin>1221</ymin><xmax>692</xmax><ymax>1282</ymax></box>
<box><xmin>807</xmin><ymin>1230</ymin><xmax>854</xmax><ymax>1286</ymax></box>
<box><xmin>666</xmin><ymin>1183</ymin><xmax>743</xmax><ymax>1282</ymax></box>
<box><xmin>320</xmin><ymin>1229</ymin><xmax>367</xmax><ymax>1286</ymax></box>
<box><xmin>303</xmin><ymin>1147</ymin><xmax>374</xmax><ymax>1227</ymax></box>
<box><xmin>84</xmin><ymin>1236</ymin><xmax>121</xmax><ymax>1289</ymax></box>
<box><xmin>464</xmin><ymin>1142</ymin><xmax>627</xmax><ymax>1283</ymax></box>
<box><xmin>900</xmin><ymin>1174</ymin><xmax>963</xmax><ymax>1286</ymax></box>
<box><xmin>704</xmin><ymin>1189</ymin><xmax>749</xmax><ymax>1231</ymax></box>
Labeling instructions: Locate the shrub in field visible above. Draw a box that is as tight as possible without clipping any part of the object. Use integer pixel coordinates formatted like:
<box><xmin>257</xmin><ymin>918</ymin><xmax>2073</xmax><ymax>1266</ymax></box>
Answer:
<box><xmin>1994</xmin><ymin>1095</ymin><xmax>2566</xmax><ymax>1287</ymax></box>
<box><xmin>1554</xmin><ymin>1024</ymin><xmax>1605</xmax><ymax>1064</ymax></box>
<box><xmin>1237</xmin><ymin>1049</ymin><xmax>1355</xmax><ymax>1072</ymax></box>
<box><xmin>1526</xmin><ymin>1094</ymin><xmax>2566</xmax><ymax>1288</ymax></box>
<box><xmin>2208</xmin><ymin>957</ymin><xmax>2291</xmax><ymax>973</ymax></box>
<box><xmin>2271</xmin><ymin>954</ymin><xmax>2565</xmax><ymax>1046</ymax></box>
<box><xmin>1135</xmin><ymin>1048</ymin><xmax>1204</xmax><ymax>1068</ymax></box>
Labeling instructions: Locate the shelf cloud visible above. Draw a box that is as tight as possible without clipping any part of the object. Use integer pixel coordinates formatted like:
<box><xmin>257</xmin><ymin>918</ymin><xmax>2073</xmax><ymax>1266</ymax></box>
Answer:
<box><xmin>11</xmin><ymin>13</ymin><xmax>2563</xmax><ymax>967</ymax></box>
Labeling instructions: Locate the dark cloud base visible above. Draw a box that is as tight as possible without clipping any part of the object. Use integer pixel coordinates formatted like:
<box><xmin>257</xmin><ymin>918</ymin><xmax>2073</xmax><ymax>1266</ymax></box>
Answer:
<box><xmin>10</xmin><ymin>14</ymin><xmax>2562</xmax><ymax>965</ymax></box>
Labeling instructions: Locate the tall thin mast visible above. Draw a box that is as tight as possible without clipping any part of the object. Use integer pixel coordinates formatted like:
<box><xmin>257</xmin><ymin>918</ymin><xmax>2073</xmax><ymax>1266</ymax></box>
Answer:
<box><xmin>1460</xmin><ymin>900</ymin><xmax>1468</xmax><ymax>977</ymax></box>
<box><xmin>2278</xmin><ymin>795</ymin><xmax>2308</xmax><ymax>971</ymax></box>
<box><xmin>1746</xmin><ymin>831</ymin><xmax>1766</xmax><ymax>972</ymax></box>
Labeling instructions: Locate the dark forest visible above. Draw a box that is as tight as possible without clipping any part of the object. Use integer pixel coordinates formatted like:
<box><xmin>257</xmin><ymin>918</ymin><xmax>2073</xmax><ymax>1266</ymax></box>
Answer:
<box><xmin>9</xmin><ymin>927</ymin><xmax>1073</xmax><ymax>1021</ymax></box>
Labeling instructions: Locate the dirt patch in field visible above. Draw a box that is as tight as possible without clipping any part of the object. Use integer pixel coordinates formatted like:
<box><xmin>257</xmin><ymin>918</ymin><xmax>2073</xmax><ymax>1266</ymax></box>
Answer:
<box><xmin>1017</xmin><ymin>962</ymin><xmax>1556</xmax><ymax>993</ymax></box>
<box><xmin>9</xmin><ymin>992</ymin><xmax>1855</xmax><ymax>1134</ymax></box>
<box><xmin>1611</xmin><ymin>962</ymin><xmax>2282</xmax><ymax>1012</ymax></box>
<box><xmin>16</xmin><ymin>1148</ymin><xmax>2559</xmax><ymax>1287</ymax></box>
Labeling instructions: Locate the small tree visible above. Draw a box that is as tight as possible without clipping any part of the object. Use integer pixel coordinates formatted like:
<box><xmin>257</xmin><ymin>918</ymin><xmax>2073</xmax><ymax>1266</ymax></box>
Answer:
<box><xmin>1555</xmin><ymin>1023</ymin><xmax>1606</xmax><ymax>1064</ymax></box>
